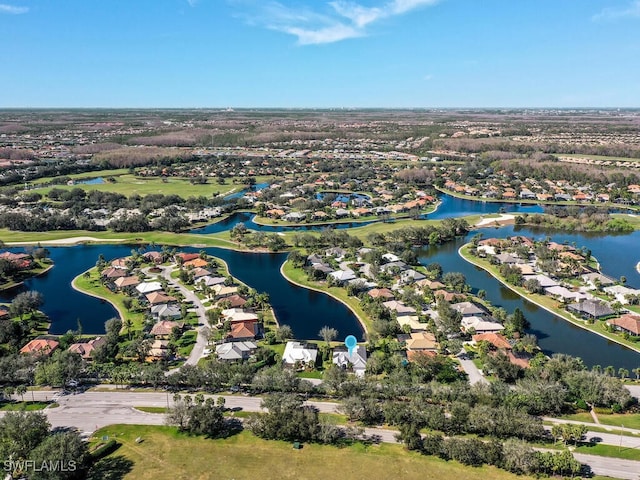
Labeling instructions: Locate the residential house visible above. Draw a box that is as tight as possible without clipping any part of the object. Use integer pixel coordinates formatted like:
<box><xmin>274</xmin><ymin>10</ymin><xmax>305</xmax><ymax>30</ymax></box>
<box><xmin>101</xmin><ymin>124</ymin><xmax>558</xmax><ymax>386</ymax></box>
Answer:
<box><xmin>603</xmin><ymin>285</ymin><xmax>640</xmax><ymax>304</ymax></box>
<box><xmin>403</xmin><ymin>331</ymin><xmax>438</xmax><ymax>360</ymax></box>
<box><xmin>136</xmin><ymin>281</ymin><xmax>163</xmax><ymax>294</ymax></box>
<box><xmin>329</xmin><ymin>269</ymin><xmax>356</xmax><ymax>284</ymax></box>
<box><xmin>333</xmin><ymin>345</ymin><xmax>367</xmax><ymax>377</ymax></box>
<box><xmin>150</xmin><ymin>320</ymin><xmax>182</xmax><ymax>339</ymax></box>
<box><xmin>113</xmin><ymin>276</ymin><xmax>141</xmax><ymax>291</ymax></box>
<box><xmin>472</xmin><ymin>333</ymin><xmax>512</xmax><ymax>350</ymax></box>
<box><xmin>282</xmin><ymin>341</ymin><xmax>318</xmax><ymax>366</ymax></box>
<box><xmin>148</xmin><ymin>340</ymin><xmax>170</xmax><ymax>359</ymax></box>
<box><xmin>216</xmin><ymin>341</ymin><xmax>258</xmax><ymax>361</ymax></box>
<box><xmin>383</xmin><ymin>300</ymin><xmax>417</xmax><ymax>316</ymax></box>
<box><xmin>68</xmin><ymin>337</ymin><xmax>107</xmax><ymax>360</ymax></box>
<box><xmin>568</xmin><ymin>299</ymin><xmax>615</xmax><ymax>319</ymax></box>
<box><xmin>607</xmin><ymin>314</ymin><xmax>640</xmax><ymax>336</ymax></box>
<box><xmin>461</xmin><ymin>316</ymin><xmax>505</xmax><ymax>334</ymax></box>
<box><xmin>367</xmin><ymin>288</ymin><xmax>395</xmax><ymax>300</ymax></box>
<box><xmin>151</xmin><ymin>304</ymin><xmax>182</xmax><ymax>321</ymax></box>
<box><xmin>146</xmin><ymin>292</ymin><xmax>177</xmax><ymax>305</ymax></box>
<box><xmin>582</xmin><ymin>272</ymin><xmax>616</xmax><ymax>289</ymax></box>
<box><xmin>400</xmin><ymin>269</ymin><xmax>427</xmax><ymax>284</ymax></box>
<box><xmin>227</xmin><ymin>321</ymin><xmax>258</xmax><ymax>341</ymax></box>
<box><xmin>451</xmin><ymin>302</ymin><xmax>487</xmax><ymax>318</ymax></box>
<box><xmin>20</xmin><ymin>338</ymin><xmax>59</xmax><ymax>356</ymax></box>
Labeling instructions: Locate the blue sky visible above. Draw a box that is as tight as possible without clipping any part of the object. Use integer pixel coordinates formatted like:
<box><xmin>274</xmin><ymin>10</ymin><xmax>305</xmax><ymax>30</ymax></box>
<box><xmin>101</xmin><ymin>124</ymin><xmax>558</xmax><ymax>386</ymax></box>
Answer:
<box><xmin>1</xmin><ymin>0</ymin><xmax>639</xmax><ymax>108</ymax></box>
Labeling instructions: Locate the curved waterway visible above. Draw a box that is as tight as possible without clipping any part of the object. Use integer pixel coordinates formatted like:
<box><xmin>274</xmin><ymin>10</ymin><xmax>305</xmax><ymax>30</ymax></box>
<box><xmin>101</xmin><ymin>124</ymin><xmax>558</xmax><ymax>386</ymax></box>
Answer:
<box><xmin>3</xmin><ymin>193</ymin><xmax>640</xmax><ymax>369</ymax></box>
<box><xmin>0</xmin><ymin>244</ymin><xmax>365</xmax><ymax>342</ymax></box>
<box><xmin>419</xmin><ymin>226</ymin><xmax>640</xmax><ymax>371</ymax></box>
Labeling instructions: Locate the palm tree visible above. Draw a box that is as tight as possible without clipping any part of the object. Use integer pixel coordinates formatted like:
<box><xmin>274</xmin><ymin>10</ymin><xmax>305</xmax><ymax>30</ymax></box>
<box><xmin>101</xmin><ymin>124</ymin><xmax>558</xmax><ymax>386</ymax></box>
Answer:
<box><xmin>319</xmin><ymin>326</ymin><xmax>338</xmax><ymax>346</ymax></box>
<box><xmin>124</xmin><ymin>318</ymin><xmax>133</xmax><ymax>340</ymax></box>
<box><xmin>618</xmin><ymin>368</ymin><xmax>629</xmax><ymax>380</ymax></box>
<box><xmin>633</xmin><ymin>367</ymin><xmax>640</xmax><ymax>380</ymax></box>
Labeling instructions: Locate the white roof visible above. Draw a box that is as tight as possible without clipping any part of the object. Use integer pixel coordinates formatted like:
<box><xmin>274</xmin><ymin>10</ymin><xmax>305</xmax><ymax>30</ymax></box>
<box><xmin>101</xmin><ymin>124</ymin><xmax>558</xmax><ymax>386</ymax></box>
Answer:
<box><xmin>282</xmin><ymin>341</ymin><xmax>318</xmax><ymax>364</ymax></box>
<box><xmin>523</xmin><ymin>274</ymin><xmax>558</xmax><ymax>288</ymax></box>
<box><xmin>333</xmin><ymin>345</ymin><xmax>367</xmax><ymax>377</ymax></box>
<box><xmin>216</xmin><ymin>341</ymin><xmax>257</xmax><ymax>360</ymax></box>
<box><xmin>461</xmin><ymin>316</ymin><xmax>505</xmax><ymax>333</ymax></box>
<box><xmin>135</xmin><ymin>281</ymin><xmax>163</xmax><ymax>294</ymax></box>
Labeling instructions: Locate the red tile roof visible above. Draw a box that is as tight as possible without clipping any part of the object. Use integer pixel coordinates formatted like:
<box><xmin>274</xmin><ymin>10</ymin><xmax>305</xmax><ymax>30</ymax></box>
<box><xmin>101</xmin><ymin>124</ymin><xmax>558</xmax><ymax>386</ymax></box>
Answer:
<box><xmin>20</xmin><ymin>338</ymin><xmax>59</xmax><ymax>356</ymax></box>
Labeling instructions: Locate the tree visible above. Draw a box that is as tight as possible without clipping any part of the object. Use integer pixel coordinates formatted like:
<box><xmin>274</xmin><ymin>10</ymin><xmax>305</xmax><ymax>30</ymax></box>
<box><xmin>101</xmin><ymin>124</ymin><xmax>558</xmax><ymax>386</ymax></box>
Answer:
<box><xmin>319</xmin><ymin>326</ymin><xmax>338</xmax><ymax>346</ymax></box>
<box><xmin>0</xmin><ymin>411</ymin><xmax>50</xmax><ymax>460</ymax></box>
<box><xmin>10</xmin><ymin>290</ymin><xmax>44</xmax><ymax>321</ymax></box>
<box><xmin>276</xmin><ymin>325</ymin><xmax>293</xmax><ymax>343</ymax></box>
<box><xmin>30</xmin><ymin>431</ymin><xmax>91</xmax><ymax>480</ymax></box>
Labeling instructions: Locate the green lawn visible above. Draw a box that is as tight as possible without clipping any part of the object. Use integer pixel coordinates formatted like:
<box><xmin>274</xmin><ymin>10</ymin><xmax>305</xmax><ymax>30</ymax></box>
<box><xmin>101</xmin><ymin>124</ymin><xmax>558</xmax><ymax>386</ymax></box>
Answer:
<box><xmin>562</xmin><ymin>412</ymin><xmax>640</xmax><ymax>430</ymax></box>
<box><xmin>72</xmin><ymin>268</ymin><xmax>145</xmax><ymax>331</ymax></box>
<box><xmin>280</xmin><ymin>260</ymin><xmax>370</xmax><ymax>334</ymax></box>
<box><xmin>88</xmin><ymin>425</ymin><xmax>537</xmax><ymax>480</ymax></box>
<box><xmin>31</xmin><ymin>174</ymin><xmax>275</xmax><ymax>199</ymax></box>
<box><xmin>0</xmin><ymin>401</ymin><xmax>53</xmax><ymax>411</ymax></box>
<box><xmin>575</xmin><ymin>442</ymin><xmax>640</xmax><ymax>461</ymax></box>
<box><xmin>133</xmin><ymin>406</ymin><xmax>168</xmax><ymax>414</ymax></box>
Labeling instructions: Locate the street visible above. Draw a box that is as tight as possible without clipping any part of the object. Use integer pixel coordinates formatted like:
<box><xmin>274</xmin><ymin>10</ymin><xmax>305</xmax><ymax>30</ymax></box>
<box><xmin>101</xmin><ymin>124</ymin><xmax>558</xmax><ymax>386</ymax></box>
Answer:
<box><xmin>2</xmin><ymin>389</ymin><xmax>639</xmax><ymax>479</ymax></box>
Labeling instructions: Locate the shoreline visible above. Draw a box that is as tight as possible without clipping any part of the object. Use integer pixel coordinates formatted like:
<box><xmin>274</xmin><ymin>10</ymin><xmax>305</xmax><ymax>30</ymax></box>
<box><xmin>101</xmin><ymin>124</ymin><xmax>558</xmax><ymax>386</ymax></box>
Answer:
<box><xmin>279</xmin><ymin>260</ymin><xmax>369</xmax><ymax>338</ymax></box>
<box><xmin>457</xmin><ymin>244</ymin><xmax>640</xmax><ymax>356</ymax></box>
<box><xmin>436</xmin><ymin>185</ymin><xmax>640</xmax><ymax>211</ymax></box>
<box><xmin>71</xmin><ymin>269</ymin><xmax>126</xmax><ymax>325</ymax></box>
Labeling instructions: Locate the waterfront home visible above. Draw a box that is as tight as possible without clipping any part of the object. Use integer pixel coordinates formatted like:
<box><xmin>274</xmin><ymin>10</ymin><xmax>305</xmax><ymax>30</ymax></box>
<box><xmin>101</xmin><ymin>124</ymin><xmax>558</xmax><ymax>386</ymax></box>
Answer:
<box><xmin>568</xmin><ymin>299</ymin><xmax>615</xmax><ymax>319</ymax></box>
<box><xmin>212</xmin><ymin>284</ymin><xmax>238</xmax><ymax>298</ymax></box>
<box><xmin>606</xmin><ymin>314</ymin><xmax>640</xmax><ymax>336</ymax></box>
<box><xmin>183</xmin><ymin>258</ymin><xmax>209</xmax><ymax>269</ymax></box>
<box><xmin>603</xmin><ymin>285</ymin><xmax>640</xmax><ymax>304</ymax></box>
<box><xmin>143</xmin><ymin>251</ymin><xmax>163</xmax><ymax>264</ymax></box>
<box><xmin>495</xmin><ymin>253</ymin><xmax>523</xmax><ymax>265</ymax></box>
<box><xmin>582</xmin><ymin>272</ymin><xmax>616</xmax><ymax>289</ymax></box>
<box><xmin>221</xmin><ymin>294</ymin><xmax>248</xmax><ymax>309</ymax></box>
<box><xmin>113</xmin><ymin>275</ymin><xmax>141</xmax><ymax>291</ymax></box>
<box><xmin>195</xmin><ymin>275</ymin><xmax>226</xmax><ymax>287</ymax></box>
<box><xmin>400</xmin><ymin>269</ymin><xmax>427</xmax><ymax>284</ymax></box>
<box><xmin>216</xmin><ymin>341</ymin><xmax>258</xmax><ymax>361</ymax></box>
<box><xmin>19</xmin><ymin>338</ymin><xmax>59</xmax><ymax>356</ymax></box>
<box><xmin>68</xmin><ymin>337</ymin><xmax>106</xmax><ymax>360</ymax></box>
<box><xmin>174</xmin><ymin>252</ymin><xmax>200</xmax><ymax>263</ymax></box>
<box><xmin>416</xmin><ymin>279</ymin><xmax>446</xmax><ymax>291</ymax></box>
<box><xmin>472</xmin><ymin>332</ymin><xmax>511</xmax><ymax>350</ymax></box>
<box><xmin>282</xmin><ymin>341</ymin><xmax>318</xmax><ymax>366</ymax></box>
<box><xmin>451</xmin><ymin>301</ymin><xmax>487</xmax><ymax>317</ymax></box>
<box><xmin>101</xmin><ymin>266</ymin><xmax>128</xmax><ymax>279</ymax></box>
<box><xmin>544</xmin><ymin>286</ymin><xmax>590</xmax><ymax>303</ymax></box>
<box><xmin>522</xmin><ymin>274</ymin><xmax>558</xmax><ymax>289</ymax></box>
<box><xmin>333</xmin><ymin>345</ymin><xmax>367</xmax><ymax>377</ymax></box>
<box><xmin>227</xmin><ymin>321</ymin><xmax>258</xmax><ymax>341</ymax></box>
<box><xmin>329</xmin><ymin>269</ymin><xmax>356</xmax><ymax>284</ymax></box>
<box><xmin>221</xmin><ymin>308</ymin><xmax>259</xmax><ymax>323</ymax></box>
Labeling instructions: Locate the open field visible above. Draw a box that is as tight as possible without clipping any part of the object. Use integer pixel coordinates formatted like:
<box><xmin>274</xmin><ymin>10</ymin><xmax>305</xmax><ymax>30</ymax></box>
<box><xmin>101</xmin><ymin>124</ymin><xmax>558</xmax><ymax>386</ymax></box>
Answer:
<box><xmin>29</xmin><ymin>174</ymin><xmax>275</xmax><ymax>198</ymax></box>
<box><xmin>88</xmin><ymin>425</ymin><xmax>536</xmax><ymax>480</ymax></box>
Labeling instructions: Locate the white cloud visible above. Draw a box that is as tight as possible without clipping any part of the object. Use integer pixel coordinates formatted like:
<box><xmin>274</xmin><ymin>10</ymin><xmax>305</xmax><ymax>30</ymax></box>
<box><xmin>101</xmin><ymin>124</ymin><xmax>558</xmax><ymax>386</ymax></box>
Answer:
<box><xmin>592</xmin><ymin>0</ymin><xmax>640</xmax><ymax>21</ymax></box>
<box><xmin>233</xmin><ymin>0</ymin><xmax>440</xmax><ymax>45</ymax></box>
<box><xmin>0</xmin><ymin>3</ymin><xmax>28</xmax><ymax>14</ymax></box>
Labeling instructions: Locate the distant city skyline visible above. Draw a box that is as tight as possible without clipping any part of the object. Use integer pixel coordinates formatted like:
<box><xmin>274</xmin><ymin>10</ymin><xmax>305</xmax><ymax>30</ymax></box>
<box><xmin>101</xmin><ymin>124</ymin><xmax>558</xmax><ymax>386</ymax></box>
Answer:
<box><xmin>1</xmin><ymin>0</ymin><xmax>639</xmax><ymax>108</ymax></box>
